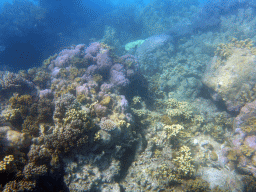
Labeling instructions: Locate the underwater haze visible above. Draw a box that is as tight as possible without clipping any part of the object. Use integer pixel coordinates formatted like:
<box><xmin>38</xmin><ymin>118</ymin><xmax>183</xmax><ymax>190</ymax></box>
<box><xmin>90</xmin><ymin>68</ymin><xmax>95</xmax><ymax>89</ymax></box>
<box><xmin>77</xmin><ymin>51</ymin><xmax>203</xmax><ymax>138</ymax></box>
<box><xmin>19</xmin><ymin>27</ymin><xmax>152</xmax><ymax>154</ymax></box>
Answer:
<box><xmin>1</xmin><ymin>0</ymin><xmax>256</xmax><ymax>191</ymax></box>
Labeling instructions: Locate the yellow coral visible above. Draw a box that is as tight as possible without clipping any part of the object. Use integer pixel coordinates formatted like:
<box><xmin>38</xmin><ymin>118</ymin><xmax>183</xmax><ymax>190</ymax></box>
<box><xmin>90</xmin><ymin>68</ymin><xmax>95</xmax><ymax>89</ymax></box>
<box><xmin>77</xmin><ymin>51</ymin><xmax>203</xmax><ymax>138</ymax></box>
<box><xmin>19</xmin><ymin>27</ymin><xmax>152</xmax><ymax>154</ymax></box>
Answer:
<box><xmin>93</xmin><ymin>74</ymin><xmax>103</xmax><ymax>83</ymax></box>
<box><xmin>0</xmin><ymin>155</ymin><xmax>14</xmax><ymax>171</ymax></box>
<box><xmin>164</xmin><ymin>124</ymin><xmax>184</xmax><ymax>139</ymax></box>
<box><xmin>94</xmin><ymin>131</ymin><xmax>101</xmax><ymax>142</ymax></box>
<box><xmin>227</xmin><ymin>150</ymin><xmax>237</xmax><ymax>161</ymax></box>
<box><xmin>192</xmin><ymin>115</ymin><xmax>204</xmax><ymax>125</ymax></box>
<box><xmin>63</xmin><ymin>109</ymin><xmax>88</xmax><ymax>125</ymax></box>
<box><xmin>241</xmin><ymin>117</ymin><xmax>256</xmax><ymax>134</ymax></box>
<box><xmin>167</xmin><ymin>98</ymin><xmax>179</xmax><ymax>108</ymax></box>
<box><xmin>0</xmin><ymin>161</ymin><xmax>7</xmax><ymax>171</ymax></box>
<box><xmin>241</xmin><ymin>144</ymin><xmax>255</xmax><ymax>157</ymax></box>
<box><xmin>166</xmin><ymin>98</ymin><xmax>193</xmax><ymax>120</ymax></box>
<box><xmin>215</xmin><ymin>38</ymin><xmax>255</xmax><ymax>60</ymax></box>
<box><xmin>100</xmin><ymin>96</ymin><xmax>111</xmax><ymax>106</ymax></box>
<box><xmin>69</xmin><ymin>67</ymin><xmax>80</xmax><ymax>80</ymax></box>
<box><xmin>76</xmin><ymin>94</ymin><xmax>87</xmax><ymax>104</ymax></box>
<box><xmin>132</xmin><ymin>96</ymin><xmax>142</xmax><ymax>105</ymax></box>
<box><xmin>173</xmin><ymin>146</ymin><xmax>195</xmax><ymax>176</ymax></box>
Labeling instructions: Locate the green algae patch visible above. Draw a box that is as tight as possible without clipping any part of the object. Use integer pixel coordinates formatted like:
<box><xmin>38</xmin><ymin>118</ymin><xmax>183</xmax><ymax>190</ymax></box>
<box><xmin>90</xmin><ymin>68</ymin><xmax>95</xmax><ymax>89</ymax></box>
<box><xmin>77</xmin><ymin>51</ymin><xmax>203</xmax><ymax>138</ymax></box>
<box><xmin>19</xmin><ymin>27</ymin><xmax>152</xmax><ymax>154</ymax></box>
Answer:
<box><xmin>125</xmin><ymin>39</ymin><xmax>145</xmax><ymax>51</ymax></box>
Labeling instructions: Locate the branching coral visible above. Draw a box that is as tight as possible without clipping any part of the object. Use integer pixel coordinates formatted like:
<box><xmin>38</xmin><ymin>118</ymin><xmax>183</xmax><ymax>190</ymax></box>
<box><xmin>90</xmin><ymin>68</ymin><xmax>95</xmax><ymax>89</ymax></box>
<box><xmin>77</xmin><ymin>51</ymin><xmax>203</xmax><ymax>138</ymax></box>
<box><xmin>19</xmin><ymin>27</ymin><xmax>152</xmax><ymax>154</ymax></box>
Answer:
<box><xmin>23</xmin><ymin>163</ymin><xmax>48</xmax><ymax>179</ymax></box>
<box><xmin>215</xmin><ymin>38</ymin><xmax>255</xmax><ymax>60</ymax></box>
<box><xmin>173</xmin><ymin>146</ymin><xmax>195</xmax><ymax>176</ymax></box>
<box><xmin>3</xmin><ymin>180</ymin><xmax>36</xmax><ymax>192</ymax></box>
<box><xmin>63</xmin><ymin>108</ymin><xmax>88</xmax><ymax>125</ymax></box>
<box><xmin>4</xmin><ymin>95</ymin><xmax>54</xmax><ymax>137</ymax></box>
<box><xmin>0</xmin><ymin>155</ymin><xmax>15</xmax><ymax>172</ymax></box>
<box><xmin>44</xmin><ymin>103</ymin><xmax>92</xmax><ymax>154</ymax></box>
<box><xmin>44</xmin><ymin>126</ymin><xmax>89</xmax><ymax>154</ymax></box>
<box><xmin>164</xmin><ymin>124</ymin><xmax>184</xmax><ymax>138</ymax></box>
<box><xmin>166</xmin><ymin>98</ymin><xmax>194</xmax><ymax>121</ymax></box>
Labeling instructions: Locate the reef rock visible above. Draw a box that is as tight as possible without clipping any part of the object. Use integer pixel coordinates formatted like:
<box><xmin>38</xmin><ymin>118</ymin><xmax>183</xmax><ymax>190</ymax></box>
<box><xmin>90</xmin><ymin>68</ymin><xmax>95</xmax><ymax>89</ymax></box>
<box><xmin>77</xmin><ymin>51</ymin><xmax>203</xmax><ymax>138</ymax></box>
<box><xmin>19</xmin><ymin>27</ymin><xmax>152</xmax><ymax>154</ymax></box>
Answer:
<box><xmin>202</xmin><ymin>47</ymin><xmax>256</xmax><ymax>112</ymax></box>
<box><xmin>0</xmin><ymin>126</ymin><xmax>31</xmax><ymax>151</ymax></box>
<box><xmin>197</xmin><ymin>167</ymin><xmax>244</xmax><ymax>191</ymax></box>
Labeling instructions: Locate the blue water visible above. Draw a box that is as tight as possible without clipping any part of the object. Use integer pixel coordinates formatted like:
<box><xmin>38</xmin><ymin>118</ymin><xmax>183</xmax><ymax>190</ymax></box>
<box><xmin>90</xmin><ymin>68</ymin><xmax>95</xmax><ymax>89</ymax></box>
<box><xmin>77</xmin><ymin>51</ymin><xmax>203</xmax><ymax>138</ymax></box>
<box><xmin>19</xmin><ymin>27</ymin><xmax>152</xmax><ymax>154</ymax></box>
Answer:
<box><xmin>0</xmin><ymin>0</ymin><xmax>212</xmax><ymax>71</ymax></box>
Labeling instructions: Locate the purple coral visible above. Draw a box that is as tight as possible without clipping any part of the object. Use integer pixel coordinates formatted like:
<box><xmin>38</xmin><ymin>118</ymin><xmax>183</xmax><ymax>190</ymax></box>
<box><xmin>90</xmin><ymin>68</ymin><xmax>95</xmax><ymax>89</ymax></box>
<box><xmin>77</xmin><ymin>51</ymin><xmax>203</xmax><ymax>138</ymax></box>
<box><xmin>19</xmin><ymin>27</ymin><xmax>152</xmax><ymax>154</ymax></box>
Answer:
<box><xmin>49</xmin><ymin>44</ymin><xmax>85</xmax><ymax>69</ymax></box>
<box><xmin>76</xmin><ymin>84</ymin><xmax>90</xmax><ymax>98</ymax></box>
<box><xmin>94</xmin><ymin>104</ymin><xmax>108</xmax><ymax>117</ymax></box>
<box><xmin>100</xmin><ymin>83</ymin><xmax>113</xmax><ymax>93</ymax></box>
<box><xmin>84</xmin><ymin>42</ymin><xmax>113</xmax><ymax>73</ymax></box>
<box><xmin>84</xmin><ymin>42</ymin><xmax>101</xmax><ymax>57</ymax></box>
<box><xmin>244</xmin><ymin>135</ymin><xmax>256</xmax><ymax>150</ymax></box>
<box><xmin>119</xmin><ymin>95</ymin><xmax>129</xmax><ymax>113</ymax></box>
<box><xmin>110</xmin><ymin>64</ymin><xmax>129</xmax><ymax>87</ymax></box>
<box><xmin>48</xmin><ymin>42</ymin><xmax>138</xmax><ymax>91</ymax></box>
<box><xmin>96</xmin><ymin>49</ymin><xmax>113</xmax><ymax>71</ymax></box>
<box><xmin>39</xmin><ymin>89</ymin><xmax>53</xmax><ymax>99</ymax></box>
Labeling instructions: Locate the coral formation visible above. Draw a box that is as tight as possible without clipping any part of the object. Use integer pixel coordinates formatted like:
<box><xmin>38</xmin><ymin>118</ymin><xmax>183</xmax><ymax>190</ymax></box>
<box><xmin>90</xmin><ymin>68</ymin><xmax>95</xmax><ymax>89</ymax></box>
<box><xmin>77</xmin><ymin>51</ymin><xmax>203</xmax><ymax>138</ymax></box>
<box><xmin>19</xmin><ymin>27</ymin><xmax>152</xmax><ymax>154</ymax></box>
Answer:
<box><xmin>173</xmin><ymin>146</ymin><xmax>195</xmax><ymax>176</ymax></box>
<box><xmin>164</xmin><ymin>124</ymin><xmax>184</xmax><ymax>138</ymax></box>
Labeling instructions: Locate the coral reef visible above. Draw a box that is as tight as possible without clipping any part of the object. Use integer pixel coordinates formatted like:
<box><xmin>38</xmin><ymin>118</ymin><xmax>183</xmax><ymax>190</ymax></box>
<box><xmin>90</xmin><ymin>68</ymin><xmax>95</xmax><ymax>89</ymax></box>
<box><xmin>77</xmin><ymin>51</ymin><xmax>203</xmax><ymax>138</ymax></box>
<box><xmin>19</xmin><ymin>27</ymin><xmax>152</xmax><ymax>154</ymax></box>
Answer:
<box><xmin>0</xmin><ymin>42</ymin><xmax>140</xmax><ymax>191</ymax></box>
<box><xmin>2</xmin><ymin>1</ymin><xmax>256</xmax><ymax>190</ymax></box>
<box><xmin>173</xmin><ymin>145</ymin><xmax>195</xmax><ymax>176</ymax></box>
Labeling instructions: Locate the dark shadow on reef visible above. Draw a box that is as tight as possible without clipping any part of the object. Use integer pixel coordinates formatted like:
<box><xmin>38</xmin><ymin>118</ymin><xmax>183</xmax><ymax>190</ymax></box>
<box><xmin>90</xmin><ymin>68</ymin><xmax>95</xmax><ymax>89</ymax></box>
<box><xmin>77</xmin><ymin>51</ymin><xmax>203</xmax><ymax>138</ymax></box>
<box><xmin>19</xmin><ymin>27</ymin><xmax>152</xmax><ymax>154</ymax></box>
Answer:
<box><xmin>199</xmin><ymin>85</ymin><xmax>239</xmax><ymax>116</ymax></box>
<box><xmin>123</xmin><ymin>71</ymin><xmax>153</xmax><ymax>108</ymax></box>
